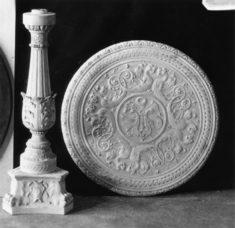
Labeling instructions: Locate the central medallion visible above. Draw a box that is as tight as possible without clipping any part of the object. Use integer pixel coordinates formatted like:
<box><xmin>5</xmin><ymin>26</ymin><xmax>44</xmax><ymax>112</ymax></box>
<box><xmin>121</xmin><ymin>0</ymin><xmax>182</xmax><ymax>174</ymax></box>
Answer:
<box><xmin>117</xmin><ymin>94</ymin><xmax>166</xmax><ymax>144</ymax></box>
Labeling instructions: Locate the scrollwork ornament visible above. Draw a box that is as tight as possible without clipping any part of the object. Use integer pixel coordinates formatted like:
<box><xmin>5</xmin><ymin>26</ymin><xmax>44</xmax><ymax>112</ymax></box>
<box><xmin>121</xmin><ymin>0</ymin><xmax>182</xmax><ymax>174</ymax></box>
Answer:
<box><xmin>61</xmin><ymin>40</ymin><xmax>218</xmax><ymax>196</ymax></box>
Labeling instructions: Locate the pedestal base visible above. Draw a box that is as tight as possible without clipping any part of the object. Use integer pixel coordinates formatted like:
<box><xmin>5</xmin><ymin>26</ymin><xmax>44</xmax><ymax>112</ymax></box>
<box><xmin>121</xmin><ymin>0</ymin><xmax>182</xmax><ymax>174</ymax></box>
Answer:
<box><xmin>2</xmin><ymin>167</ymin><xmax>73</xmax><ymax>215</ymax></box>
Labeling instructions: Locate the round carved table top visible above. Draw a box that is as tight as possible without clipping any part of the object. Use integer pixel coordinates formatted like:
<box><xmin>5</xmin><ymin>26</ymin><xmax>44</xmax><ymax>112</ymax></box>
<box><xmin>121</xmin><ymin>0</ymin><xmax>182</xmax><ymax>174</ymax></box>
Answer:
<box><xmin>61</xmin><ymin>41</ymin><xmax>218</xmax><ymax>196</ymax></box>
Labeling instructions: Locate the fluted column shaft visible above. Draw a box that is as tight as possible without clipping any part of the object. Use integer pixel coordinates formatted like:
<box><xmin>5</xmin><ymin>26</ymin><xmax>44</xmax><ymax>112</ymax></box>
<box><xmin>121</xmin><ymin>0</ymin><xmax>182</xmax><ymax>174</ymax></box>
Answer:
<box><xmin>25</xmin><ymin>22</ymin><xmax>52</xmax><ymax>98</ymax></box>
<box><xmin>20</xmin><ymin>9</ymin><xmax>57</xmax><ymax>174</ymax></box>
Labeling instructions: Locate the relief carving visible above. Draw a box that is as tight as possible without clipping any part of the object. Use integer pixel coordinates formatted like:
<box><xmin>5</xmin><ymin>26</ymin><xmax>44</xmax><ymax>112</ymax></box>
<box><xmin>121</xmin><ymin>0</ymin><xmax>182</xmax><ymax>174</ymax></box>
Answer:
<box><xmin>118</xmin><ymin>95</ymin><xmax>165</xmax><ymax>143</ymax></box>
<box><xmin>21</xmin><ymin>93</ymin><xmax>56</xmax><ymax>131</ymax></box>
<box><xmin>61</xmin><ymin>40</ymin><xmax>218</xmax><ymax>196</ymax></box>
<box><xmin>3</xmin><ymin>176</ymin><xmax>72</xmax><ymax>208</ymax></box>
<box><xmin>83</xmin><ymin>62</ymin><xmax>200</xmax><ymax>177</ymax></box>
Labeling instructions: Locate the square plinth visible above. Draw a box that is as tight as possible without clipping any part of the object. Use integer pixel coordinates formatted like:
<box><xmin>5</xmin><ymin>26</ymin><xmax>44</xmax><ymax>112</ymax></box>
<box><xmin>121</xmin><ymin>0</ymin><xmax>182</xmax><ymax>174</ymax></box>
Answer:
<box><xmin>2</xmin><ymin>167</ymin><xmax>73</xmax><ymax>215</ymax></box>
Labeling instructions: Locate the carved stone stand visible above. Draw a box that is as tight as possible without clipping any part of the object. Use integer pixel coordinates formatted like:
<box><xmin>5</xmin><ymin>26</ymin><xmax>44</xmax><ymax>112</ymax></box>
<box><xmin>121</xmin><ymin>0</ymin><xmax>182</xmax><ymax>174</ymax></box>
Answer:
<box><xmin>2</xmin><ymin>9</ymin><xmax>73</xmax><ymax>215</ymax></box>
<box><xmin>3</xmin><ymin>168</ymin><xmax>73</xmax><ymax>215</ymax></box>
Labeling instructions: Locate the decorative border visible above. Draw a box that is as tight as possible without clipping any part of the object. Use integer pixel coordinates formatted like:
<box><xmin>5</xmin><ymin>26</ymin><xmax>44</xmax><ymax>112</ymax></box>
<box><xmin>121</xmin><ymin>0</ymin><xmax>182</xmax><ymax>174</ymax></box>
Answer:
<box><xmin>61</xmin><ymin>40</ymin><xmax>218</xmax><ymax>196</ymax></box>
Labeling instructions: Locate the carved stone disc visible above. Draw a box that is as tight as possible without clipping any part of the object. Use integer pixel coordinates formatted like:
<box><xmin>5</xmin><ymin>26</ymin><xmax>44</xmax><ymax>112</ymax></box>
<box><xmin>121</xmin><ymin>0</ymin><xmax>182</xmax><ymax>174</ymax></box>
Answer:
<box><xmin>61</xmin><ymin>41</ymin><xmax>218</xmax><ymax>196</ymax></box>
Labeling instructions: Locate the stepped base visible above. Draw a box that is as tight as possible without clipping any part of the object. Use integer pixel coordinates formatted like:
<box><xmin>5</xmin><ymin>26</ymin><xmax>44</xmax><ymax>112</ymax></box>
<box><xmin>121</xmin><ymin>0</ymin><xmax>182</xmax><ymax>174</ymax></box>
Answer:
<box><xmin>2</xmin><ymin>167</ymin><xmax>73</xmax><ymax>215</ymax></box>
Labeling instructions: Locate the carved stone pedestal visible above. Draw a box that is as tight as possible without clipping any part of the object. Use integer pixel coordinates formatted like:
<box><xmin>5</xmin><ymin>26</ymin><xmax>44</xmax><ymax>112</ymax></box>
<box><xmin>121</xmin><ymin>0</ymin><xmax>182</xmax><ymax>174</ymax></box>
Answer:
<box><xmin>2</xmin><ymin>9</ymin><xmax>73</xmax><ymax>215</ymax></box>
<box><xmin>2</xmin><ymin>167</ymin><xmax>73</xmax><ymax>215</ymax></box>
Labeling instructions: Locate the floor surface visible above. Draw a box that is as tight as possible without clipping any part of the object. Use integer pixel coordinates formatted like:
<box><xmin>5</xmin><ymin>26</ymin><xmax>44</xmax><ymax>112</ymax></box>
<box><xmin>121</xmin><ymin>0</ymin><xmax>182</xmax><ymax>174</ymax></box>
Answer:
<box><xmin>0</xmin><ymin>190</ymin><xmax>234</xmax><ymax>228</ymax></box>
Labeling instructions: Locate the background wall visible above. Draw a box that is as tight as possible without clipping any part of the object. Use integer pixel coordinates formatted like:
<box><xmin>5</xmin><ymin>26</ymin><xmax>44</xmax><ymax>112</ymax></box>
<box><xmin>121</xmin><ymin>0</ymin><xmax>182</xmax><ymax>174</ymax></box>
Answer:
<box><xmin>15</xmin><ymin>0</ymin><xmax>234</xmax><ymax>196</ymax></box>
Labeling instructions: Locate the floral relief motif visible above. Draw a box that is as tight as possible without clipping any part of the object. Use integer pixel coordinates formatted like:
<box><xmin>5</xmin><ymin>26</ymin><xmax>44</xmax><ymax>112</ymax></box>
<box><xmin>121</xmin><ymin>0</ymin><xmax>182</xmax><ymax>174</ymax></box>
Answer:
<box><xmin>33</xmin><ymin>34</ymin><xmax>43</xmax><ymax>44</ymax></box>
<box><xmin>16</xmin><ymin>179</ymin><xmax>72</xmax><ymax>206</ymax></box>
<box><xmin>118</xmin><ymin>95</ymin><xmax>165</xmax><ymax>143</ymax></box>
<box><xmin>21</xmin><ymin>93</ymin><xmax>56</xmax><ymax>131</ymax></box>
<box><xmin>82</xmin><ymin>62</ymin><xmax>200</xmax><ymax>176</ymax></box>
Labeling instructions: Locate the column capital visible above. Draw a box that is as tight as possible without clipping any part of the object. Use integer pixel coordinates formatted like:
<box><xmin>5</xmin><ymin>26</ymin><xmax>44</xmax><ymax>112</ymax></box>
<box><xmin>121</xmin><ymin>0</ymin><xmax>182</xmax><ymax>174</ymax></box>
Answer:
<box><xmin>23</xmin><ymin>9</ymin><xmax>56</xmax><ymax>28</ymax></box>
